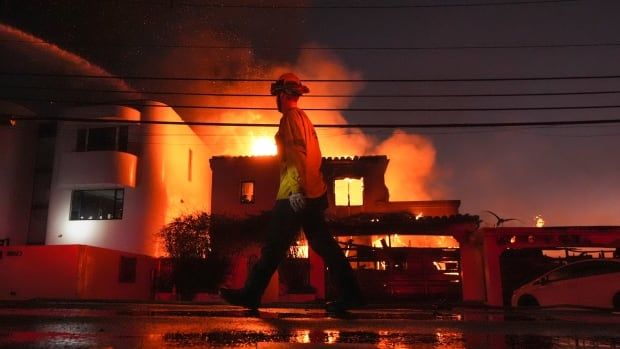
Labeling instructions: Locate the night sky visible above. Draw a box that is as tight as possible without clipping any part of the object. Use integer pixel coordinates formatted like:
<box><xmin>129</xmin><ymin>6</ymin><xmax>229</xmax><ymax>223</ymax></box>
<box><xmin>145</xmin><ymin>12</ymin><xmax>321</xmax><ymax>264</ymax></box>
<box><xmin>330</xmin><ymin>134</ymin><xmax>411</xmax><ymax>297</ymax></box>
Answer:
<box><xmin>2</xmin><ymin>0</ymin><xmax>620</xmax><ymax>226</ymax></box>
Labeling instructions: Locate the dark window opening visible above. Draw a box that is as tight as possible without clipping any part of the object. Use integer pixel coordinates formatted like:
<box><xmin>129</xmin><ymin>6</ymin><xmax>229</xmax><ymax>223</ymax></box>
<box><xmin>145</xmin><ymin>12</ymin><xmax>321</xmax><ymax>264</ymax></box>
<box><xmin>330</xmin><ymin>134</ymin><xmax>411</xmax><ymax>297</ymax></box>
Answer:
<box><xmin>240</xmin><ymin>181</ymin><xmax>255</xmax><ymax>204</ymax></box>
<box><xmin>119</xmin><ymin>256</ymin><xmax>137</xmax><ymax>283</ymax></box>
<box><xmin>118</xmin><ymin>126</ymin><xmax>128</xmax><ymax>152</ymax></box>
<box><xmin>76</xmin><ymin>126</ymin><xmax>128</xmax><ymax>152</ymax></box>
<box><xmin>70</xmin><ymin>189</ymin><xmax>124</xmax><ymax>220</ymax></box>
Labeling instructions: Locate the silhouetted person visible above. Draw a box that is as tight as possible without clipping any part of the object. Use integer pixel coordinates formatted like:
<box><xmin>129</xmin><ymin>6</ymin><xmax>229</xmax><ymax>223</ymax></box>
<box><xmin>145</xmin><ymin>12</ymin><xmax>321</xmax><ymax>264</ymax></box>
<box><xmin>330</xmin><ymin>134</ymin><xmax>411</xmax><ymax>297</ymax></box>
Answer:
<box><xmin>219</xmin><ymin>73</ymin><xmax>364</xmax><ymax>313</ymax></box>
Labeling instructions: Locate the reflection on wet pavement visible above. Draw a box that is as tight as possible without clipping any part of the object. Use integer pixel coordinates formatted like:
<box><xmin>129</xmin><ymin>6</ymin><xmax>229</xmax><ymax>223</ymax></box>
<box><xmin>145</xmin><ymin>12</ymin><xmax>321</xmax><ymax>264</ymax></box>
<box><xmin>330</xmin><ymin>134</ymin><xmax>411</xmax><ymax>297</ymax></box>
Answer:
<box><xmin>1</xmin><ymin>303</ymin><xmax>620</xmax><ymax>348</ymax></box>
<box><xmin>163</xmin><ymin>330</ymin><xmax>466</xmax><ymax>348</ymax></box>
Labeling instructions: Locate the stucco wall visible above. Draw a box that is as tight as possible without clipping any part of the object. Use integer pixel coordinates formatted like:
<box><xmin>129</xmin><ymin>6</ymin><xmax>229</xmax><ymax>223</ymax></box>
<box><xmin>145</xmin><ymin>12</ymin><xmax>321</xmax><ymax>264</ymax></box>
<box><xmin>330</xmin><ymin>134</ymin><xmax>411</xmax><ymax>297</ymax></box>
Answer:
<box><xmin>209</xmin><ymin>155</ymin><xmax>458</xmax><ymax>219</ymax></box>
<box><xmin>45</xmin><ymin>103</ymin><xmax>211</xmax><ymax>257</ymax></box>
<box><xmin>0</xmin><ymin>244</ymin><xmax>155</xmax><ymax>300</ymax></box>
<box><xmin>210</xmin><ymin>156</ymin><xmax>279</xmax><ymax>217</ymax></box>
<box><xmin>0</xmin><ymin>121</ymin><xmax>36</xmax><ymax>245</ymax></box>
<box><xmin>0</xmin><ymin>102</ymin><xmax>37</xmax><ymax>245</ymax></box>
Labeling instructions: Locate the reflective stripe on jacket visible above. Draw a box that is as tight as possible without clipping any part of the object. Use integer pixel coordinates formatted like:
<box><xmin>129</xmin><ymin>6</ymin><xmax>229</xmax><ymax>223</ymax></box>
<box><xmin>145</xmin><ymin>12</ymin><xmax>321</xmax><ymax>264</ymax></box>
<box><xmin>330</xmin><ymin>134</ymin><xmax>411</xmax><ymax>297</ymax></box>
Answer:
<box><xmin>275</xmin><ymin>108</ymin><xmax>327</xmax><ymax>200</ymax></box>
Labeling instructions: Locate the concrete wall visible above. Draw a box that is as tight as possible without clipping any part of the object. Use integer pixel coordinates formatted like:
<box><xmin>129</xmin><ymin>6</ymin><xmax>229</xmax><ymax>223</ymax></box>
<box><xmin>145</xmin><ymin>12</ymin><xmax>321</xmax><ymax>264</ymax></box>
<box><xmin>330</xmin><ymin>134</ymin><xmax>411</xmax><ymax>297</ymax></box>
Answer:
<box><xmin>210</xmin><ymin>155</ymin><xmax>460</xmax><ymax>301</ymax></box>
<box><xmin>132</xmin><ymin>102</ymin><xmax>211</xmax><ymax>256</ymax></box>
<box><xmin>210</xmin><ymin>156</ymin><xmax>279</xmax><ymax>217</ymax></box>
<box><xmin>322</xmin><ymin>156</ymin><xmax>391</xmax><ymax>216</ymax></box>
<box><xmin>224</xmin><ymin>245</ymin><xmax>279</xmax><ymax>303</ymax></box>
<box><xmin>45</xmin><ymin>103</ymin><xmax>211</xmax><ymax>257</ymax></box>
<box><xmin>210</xmin><ymin>155</ymin><xmax>459</xmax><ymax>219</ymax></box>
<box><xmin>57</xmin><ymin>151</ymin><xmax>137</xmax><ymax>188</ymax></box>
<box><xmin>0</xmin><ymin>244</ymin><xmax>156</xmax><ymax>300</ymax></box>
<box><xmin>0</xmin><ymin>103</ymin><xmax>37</xmax><ymax>245</ymax></box>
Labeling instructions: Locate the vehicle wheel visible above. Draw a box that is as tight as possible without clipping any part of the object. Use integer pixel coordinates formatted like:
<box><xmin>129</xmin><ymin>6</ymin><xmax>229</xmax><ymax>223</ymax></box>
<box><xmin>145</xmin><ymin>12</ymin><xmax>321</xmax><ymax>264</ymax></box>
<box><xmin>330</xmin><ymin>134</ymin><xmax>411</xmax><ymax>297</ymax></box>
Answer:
<box><xmin>517</xmin><ymin>294</ymin><xmax>539</xmax><ymax>307</ymax></box>
<box><xmin>613</xmin><ymin>292</ymin><xmax>620</xmax><ymax>311</ymax></box>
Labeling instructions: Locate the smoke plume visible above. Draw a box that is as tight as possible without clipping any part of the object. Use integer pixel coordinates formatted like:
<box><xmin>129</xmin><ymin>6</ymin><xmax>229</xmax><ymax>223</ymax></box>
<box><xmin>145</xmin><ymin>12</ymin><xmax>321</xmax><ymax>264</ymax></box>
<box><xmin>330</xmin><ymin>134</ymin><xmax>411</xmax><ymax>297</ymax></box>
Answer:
<box><xmin>141</xmin><ymin>39</ymin><xmax>441</xmax><ymax>201</ymax></box>
<box><xmin>1</xmin><ymin>21</ymin><xmax>442</xmax><ymax>202</ymax></box>
<box><xmin>374</xmin><ymin>131</ymin><xmax>437</xmax><ymax>201</ymax></box>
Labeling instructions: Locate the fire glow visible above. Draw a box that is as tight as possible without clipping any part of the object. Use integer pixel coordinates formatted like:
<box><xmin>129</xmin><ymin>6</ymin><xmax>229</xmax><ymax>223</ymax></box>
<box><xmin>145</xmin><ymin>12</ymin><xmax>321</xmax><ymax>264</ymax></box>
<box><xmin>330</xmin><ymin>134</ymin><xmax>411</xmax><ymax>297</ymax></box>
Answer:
<box><xmin>250</xmin><ymin>136</ymin><xmax>277</xmax><ymax>156</ymax></box>
<box><xmin>176</xmin><ymin>49</ymin><xmax>447</xmax><ymax>247</ymax></box>
<box><xmin>372</xmin><ymin>234</ymin><xmax>460</xmax><ymax>249</ymax></box>
<box><xmin>535</xmin><ymin>215</ymin><xmax>545</xmax><ymax>227</ymax></box>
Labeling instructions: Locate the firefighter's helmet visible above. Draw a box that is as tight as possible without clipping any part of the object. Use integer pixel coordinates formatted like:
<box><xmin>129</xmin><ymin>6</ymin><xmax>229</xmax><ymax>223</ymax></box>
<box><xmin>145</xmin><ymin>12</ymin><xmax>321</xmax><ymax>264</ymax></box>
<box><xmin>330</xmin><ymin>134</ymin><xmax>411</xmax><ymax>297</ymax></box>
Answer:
<box><xmin>270</xmin><ymin>73</ymin><xmax>309</xmax><ymax>96</ymax></box>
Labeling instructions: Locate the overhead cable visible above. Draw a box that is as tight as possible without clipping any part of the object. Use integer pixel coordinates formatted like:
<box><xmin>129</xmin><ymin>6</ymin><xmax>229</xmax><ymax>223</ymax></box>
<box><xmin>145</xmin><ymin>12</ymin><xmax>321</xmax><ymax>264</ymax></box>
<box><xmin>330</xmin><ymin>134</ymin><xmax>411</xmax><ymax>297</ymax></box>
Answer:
<box><xmin>3</xmin><ymin>71</ymin><xmax>620</xmax><ymax>82</ymax></box>
<box><xmin>4</xmin><ymin>39</ymin><xmax>619</xmax><ymax>51</ymax></box>
<box><xmin>4</xmin><ymin>96</ymin><xmax>620</xmax><ymax>112</ymax></box>
<box><xmin>3</xmin><ymin>84</ymin><xmax>620</xmax><ymax>98</ymax></box>
<box><xmin>5</xmin><ymin>114</ymin><xmax>620</xmax><ymax>129</ymax></box>
<box><xmin>122</xmin><ymin>0</ymin><xmax>581</xmax><ymax>9</ymax></box>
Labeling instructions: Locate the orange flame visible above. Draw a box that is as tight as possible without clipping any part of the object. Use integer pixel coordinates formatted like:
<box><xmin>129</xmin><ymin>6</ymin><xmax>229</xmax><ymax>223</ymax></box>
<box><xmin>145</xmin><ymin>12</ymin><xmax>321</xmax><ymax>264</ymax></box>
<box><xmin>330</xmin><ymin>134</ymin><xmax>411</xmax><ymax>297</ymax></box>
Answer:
<box><xmin>175</xmin><ymin>47</ymin><xmax>441</xmax><ymax>202</ymax></box>
<box><xmin>250</xmin><ymin>136</ymin><xmax>277</xmax><ymax>156</ymax></box>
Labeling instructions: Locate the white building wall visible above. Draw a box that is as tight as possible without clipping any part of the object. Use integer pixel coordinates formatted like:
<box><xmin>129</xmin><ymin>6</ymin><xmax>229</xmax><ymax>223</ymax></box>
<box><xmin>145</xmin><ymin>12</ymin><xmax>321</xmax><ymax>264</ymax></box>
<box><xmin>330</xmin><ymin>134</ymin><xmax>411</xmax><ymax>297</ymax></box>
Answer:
<box><xmin>127</xmin><ymin>101</ymin><xmax>211</xmax><ymax>256</ymax></box>
<box><xmin>45</xmin><ymin>102</ymin><xmax>211</xmax><ymax>256</ymax></box>
<box><xmin>0</xmin><ymin>102</ymin><xmax>37</xmax><ymax>245</ymax></box>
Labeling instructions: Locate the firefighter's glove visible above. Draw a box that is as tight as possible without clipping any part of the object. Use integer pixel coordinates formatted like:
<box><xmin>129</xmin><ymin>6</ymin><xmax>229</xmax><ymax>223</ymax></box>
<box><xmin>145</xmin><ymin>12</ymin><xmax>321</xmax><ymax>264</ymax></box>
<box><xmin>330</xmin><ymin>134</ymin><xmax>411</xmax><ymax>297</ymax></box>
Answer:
<box><xmin>289</xmin><ymin>192</ymin><xmax>306</xmax><ymax>212</ymax></box>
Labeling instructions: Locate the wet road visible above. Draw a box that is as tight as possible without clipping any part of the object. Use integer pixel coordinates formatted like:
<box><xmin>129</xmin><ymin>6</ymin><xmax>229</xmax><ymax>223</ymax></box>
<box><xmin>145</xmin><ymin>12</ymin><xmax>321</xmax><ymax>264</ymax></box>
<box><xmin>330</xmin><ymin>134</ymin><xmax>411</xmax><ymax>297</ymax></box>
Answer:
<box><xmin>1</xmin><ymin>301</ymin><xmax>619</xmax><ymax>348</ymax></box>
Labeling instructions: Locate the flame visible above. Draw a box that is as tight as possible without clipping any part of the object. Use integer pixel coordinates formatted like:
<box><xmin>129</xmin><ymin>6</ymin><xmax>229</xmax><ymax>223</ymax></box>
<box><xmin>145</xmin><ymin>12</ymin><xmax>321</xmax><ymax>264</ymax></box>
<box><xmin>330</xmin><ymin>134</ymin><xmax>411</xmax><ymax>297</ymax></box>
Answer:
<box><xmin>153</xmin><ymin>42</ymin><xmax>441</xmax><ymax>204</ymax></box>
<box><xmin>334</xmin><ymin>177</ymin><xmax>364</xmax><ymax>206</ymax></box>
<box><xmin>250</xmin><ymin>136</ymin><xmax>277</xmax><ymax>156</ymax></box>
<box><xmin>535</xmin><ymin>215</ymin><xmax>545</xmax><ymax>227</ymax></box>
<box><xmin>374</xmin><ymin>131</ymin><xmax>437</xmax><ymax>201</ymax></box>
<box><xmin>288</xmin><ymin>240</ymin><xmax>309</xmax><ymax>259</ymax></box>
<box><xmin>371</xmin><ymin>234</ymin><xmax>459</xmax><ymax>248</ymax></box>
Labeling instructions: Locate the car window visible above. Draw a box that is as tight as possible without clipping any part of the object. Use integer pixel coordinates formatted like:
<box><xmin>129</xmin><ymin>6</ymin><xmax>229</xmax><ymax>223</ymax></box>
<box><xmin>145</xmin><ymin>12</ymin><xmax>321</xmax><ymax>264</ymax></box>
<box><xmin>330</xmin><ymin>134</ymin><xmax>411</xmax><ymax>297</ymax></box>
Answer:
<box><xmin>546</xmin><ymin>267</ymin><xmax>572</xmax><ymax>282</ymax></box>
<box><xmin>546</xmin><ymin>260</ymin><xmax>620</xmax><ymax>282</ymax></box>
<box><xmin>584</xmin><ymin>260</ymin><xmax>620</xmax><ymax>276</ymax></box>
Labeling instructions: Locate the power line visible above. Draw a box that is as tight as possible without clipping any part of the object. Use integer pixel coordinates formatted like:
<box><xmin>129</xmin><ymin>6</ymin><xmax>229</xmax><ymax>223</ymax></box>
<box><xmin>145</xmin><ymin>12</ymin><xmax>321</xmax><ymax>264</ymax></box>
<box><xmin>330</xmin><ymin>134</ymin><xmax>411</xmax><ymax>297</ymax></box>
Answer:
<box><xmin>6</xmin><ymin>114</ymin><xmax>620</xmax><ymax>129</ymax></box>
<box><xmin>3</xmin><ymin>71</ymin><xmax>620</xmax><ymax>82</ymax></box>
<box><xmin>3</xmin><ymin>84</ymin><xmax>620</xmax><ymax>98</ymax></box>
<box><xmin>124</xmin><ymin>0</ymin><xmax>581</xmax><ymax>9</ymax></box>
<box><xmin>5</xmin><ymin>96</ymin><xmax>620</xmax><ymax>112</ymax></box>
<box><xmin>67</xmin><ymin>127</ymin><xmax>620</xmax><ymax>138</ymax></box>
<box><xmin>4</xmin><ymin>38</ymin><xmax>620</xmax><ymax>51</ymax></box>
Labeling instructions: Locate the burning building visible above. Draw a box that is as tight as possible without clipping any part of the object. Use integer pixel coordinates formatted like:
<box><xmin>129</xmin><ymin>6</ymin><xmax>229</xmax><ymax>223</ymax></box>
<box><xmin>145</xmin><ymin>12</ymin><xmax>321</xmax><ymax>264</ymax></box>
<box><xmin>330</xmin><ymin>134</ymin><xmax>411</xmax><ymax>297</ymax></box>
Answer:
<box><xmin>1</xmin><ymin>98</ymin><xmax>474</xmax><ymax>302</ymax></box>
<box><xmin>210</xmin><ymin>154</ymin><xmax>471</xmax><ymax>302</ymax></box>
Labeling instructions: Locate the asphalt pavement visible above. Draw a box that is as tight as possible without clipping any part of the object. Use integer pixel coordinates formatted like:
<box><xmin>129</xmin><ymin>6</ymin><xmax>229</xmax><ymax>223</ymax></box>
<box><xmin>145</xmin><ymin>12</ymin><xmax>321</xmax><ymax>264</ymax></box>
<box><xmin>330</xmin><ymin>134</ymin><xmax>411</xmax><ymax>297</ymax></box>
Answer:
<box><xmin>1</xmin><ymin>300</ymin><xmax>619</xmax><ymax>348</ymax></box>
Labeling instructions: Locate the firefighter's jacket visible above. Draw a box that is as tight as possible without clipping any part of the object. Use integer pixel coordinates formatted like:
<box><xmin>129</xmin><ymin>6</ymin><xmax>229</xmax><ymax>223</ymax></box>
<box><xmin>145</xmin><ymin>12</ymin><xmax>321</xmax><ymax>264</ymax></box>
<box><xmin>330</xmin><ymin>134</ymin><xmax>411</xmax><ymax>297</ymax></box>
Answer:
<box><xmin>275</xmin><ymin>108</ymin><xmax>327</xmax><ymax>200</ymax></box>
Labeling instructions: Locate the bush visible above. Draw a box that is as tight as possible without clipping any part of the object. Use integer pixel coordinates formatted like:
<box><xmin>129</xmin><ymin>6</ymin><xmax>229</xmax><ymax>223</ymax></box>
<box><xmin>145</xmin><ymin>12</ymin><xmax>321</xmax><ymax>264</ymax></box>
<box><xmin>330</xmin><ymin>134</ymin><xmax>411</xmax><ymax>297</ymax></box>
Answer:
<box><xmin>158</xmin><ymin>212</ymin><xmax>215</xmax><ymax>299</ymax></box>
<box><xmin>159</xmin><ymin>212</ymin><xmax>212</xmax><ymax>260</ymax></box>
<box><xmin>158</xmin><ymin>212</ymin><xmax>271</xmax><ymax>299</ymax></box>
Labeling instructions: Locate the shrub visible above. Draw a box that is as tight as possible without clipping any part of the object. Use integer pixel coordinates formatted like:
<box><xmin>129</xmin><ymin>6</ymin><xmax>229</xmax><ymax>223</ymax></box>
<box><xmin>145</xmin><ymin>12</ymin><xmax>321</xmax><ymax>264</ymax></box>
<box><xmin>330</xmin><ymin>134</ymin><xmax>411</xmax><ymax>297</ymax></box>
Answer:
<box><xmin>157</xmin><ymin>212</ymin><xmax>271</xmax><ymax>299</ymax></box>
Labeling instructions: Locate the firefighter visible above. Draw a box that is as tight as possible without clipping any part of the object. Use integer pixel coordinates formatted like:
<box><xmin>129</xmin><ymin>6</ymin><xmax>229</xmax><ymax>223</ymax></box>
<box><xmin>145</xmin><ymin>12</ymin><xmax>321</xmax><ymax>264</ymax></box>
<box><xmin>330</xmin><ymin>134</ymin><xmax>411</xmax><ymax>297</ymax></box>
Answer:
<box><xmin>219</xmin><ymin>73</ymin><xmax>364</xmax><ymax>313</ymax></box>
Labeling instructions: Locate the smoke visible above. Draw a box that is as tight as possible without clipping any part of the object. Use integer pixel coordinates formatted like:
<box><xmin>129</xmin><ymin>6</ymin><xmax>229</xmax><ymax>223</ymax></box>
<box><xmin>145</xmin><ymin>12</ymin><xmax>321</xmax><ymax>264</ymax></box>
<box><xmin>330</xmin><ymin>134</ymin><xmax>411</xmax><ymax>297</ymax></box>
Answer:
<box><xmin>270</xmin><ymin>46</ymin><xmax>375</xmax><ymax>158</ymax></box>
<box><xmin>374</xmin><ymin>131</ymin><xmax>438</xmax><ymax>201</ymax></box>
<box><xmin>1</xmin><ymin>21</ymin><xmax>442</xmax><ymax>202</ymax></box>
<box><xmin>141</xmin><ymin>40</ymin><xmax>440</xmax><ymax>201</ymax></box>
<box><xmin>269</xmin><ymin>48</ymin><xmax>440</xmax><ymax>201</ymax></box>
<box><xmin>142</xmin><ymin>42</ymin><xmax>377</xmax><ymax>158</ymax></box>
